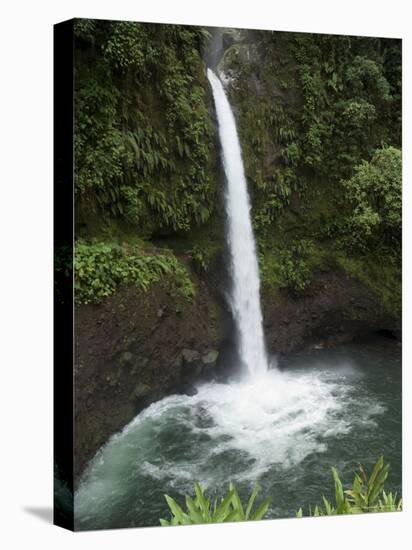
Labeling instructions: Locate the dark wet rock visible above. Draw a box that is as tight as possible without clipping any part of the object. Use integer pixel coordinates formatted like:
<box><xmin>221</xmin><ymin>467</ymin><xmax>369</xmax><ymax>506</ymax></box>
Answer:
<box><xmin>119</xmin><ymin>351</ymin><xmax>133</xmax><ymax>366</ymax></box>
<box><xmin>202</xmin><ymin>349</ymin><xmax>219</xmax><ymax>365</ymax></box>
<box><xmin>222</xmin><ymin>31</ymin><xmax>235</xmax><ymax>49</ymax></box>
<box><xmin>130</xmin><ymin>357</ymin><xmax>149</xmax><ymax>376</ymax></box>
<box><xmin>182</xmin><ymin>348</ymin><xmax>201</xmax><ymax>364</ymax></box>
<box><xmin>178</xmin><ymin>384</ymin><xmax>198</xmax><ymax>397</ymax></box>
<box><xmin>326</xmin><ymin>333</ymin><xmax>354</xmax><ymax>347</ymax></box>
<box><xmin>133</xmin><ymin>383</ymin><xmax>151</xmax><ymax>399</ymax></box>
<box><xmin>172</xmin><ymin>353</ymin><xmax>184</xmax><ymax>369</ymax></box>
<box><xmin>183</xmin><ymin>363</ymin><xmax>202</xmax><ymax>381</ymax></box>
<box><xmin>263</xmin><ymin>270</ymin><xmax>400</xmax><ymax>355</ymax></box>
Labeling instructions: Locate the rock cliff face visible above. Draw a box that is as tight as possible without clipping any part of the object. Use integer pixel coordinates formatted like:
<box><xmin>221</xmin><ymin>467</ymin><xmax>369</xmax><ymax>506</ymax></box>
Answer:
<box><xmin>74</xmin><ymin>260</ymin><xmax>399</xmax><ymax>482</ymax></box>
<box><xmin>74</xmin><ymin>277</ymin><xmax>227</xmax><ymax>482</ymax></box>
<box><xmin>263</xmin><ymin>270</ymin><xmax>400</xmax><ymax>354</ymax></box>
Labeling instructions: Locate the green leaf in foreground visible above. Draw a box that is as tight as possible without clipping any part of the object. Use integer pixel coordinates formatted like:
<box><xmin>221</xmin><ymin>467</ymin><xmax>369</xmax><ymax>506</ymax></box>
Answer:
<box><xmin>297</xmin><ymin>457</ymin><xmax>402</xmax><ymax>517</ymax></box>
<box><xmin>160</xmin><ymin>483</ymin><xmax>271</xmax><ymax>526</ymax></box>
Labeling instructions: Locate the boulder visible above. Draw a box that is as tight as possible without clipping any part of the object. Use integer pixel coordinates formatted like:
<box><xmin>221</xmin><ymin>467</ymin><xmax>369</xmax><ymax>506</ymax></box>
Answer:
<box><xmin>133</xmin><ymin>383</ymin><xmax>151</xmax><ymax>399</ymax></box>
<box><xmin>180</xmin><ymin>349</ymin><xmax>202</xmax><ymax>380</ymax></box>
<box><xmin>179</xmin><ymin>384</ymin><xmax>198</xmax><ymax>397</ymax></box>
<box><xmin>172</xmin><ymin>353</ymin><xmax>184</xmax><ymax>369</ymax></box>
<box><xmin>201</xmin><ymin>349</ymin><xmax>219</xmax><ymax>365</ymax></box>
<box><xmin>181</xmin><ymin>349</ymin><xmax>201</xmax><ymax>364</ymax></box>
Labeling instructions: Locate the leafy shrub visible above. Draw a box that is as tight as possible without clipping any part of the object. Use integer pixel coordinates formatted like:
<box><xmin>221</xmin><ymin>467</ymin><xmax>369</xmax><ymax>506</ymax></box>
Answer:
<box><xmin>190</xmin><ymin>244</ymin><xmax>210</xmax><ymax>273</ymax></box>
<box><xmin>279</xmin><ymin>239</ymin><xmax>316</xmax><ymax>293</ymax></box>
<box><xmin>345</xmin><ymin>56</ymin><xmax>391</xmax><ymax>104</ymax></box>
<box><xmin>343</xmin><ymin>146</ymin><xmax>401</xmax><ymax>251</ymax></box>
<box><xmin>74</xmin><ymin>240</ymin><xmax>194</xmax><ymax>304</ymax></box>
<box><xmin>102</xmin><ymin>21</ymin><xmax>151</xmax><ymax>71</ymax></box>
<box><xmin>187</xmin><ymin>227</ymin><xmax>224</xmax><ymax>277</ymax></box>
<box><xmin>160</xmin><ymin>482</ymin><xmax>271</xmax><ymax>526</ymax></box>
<box><xmin>297</xmin><ymin>457</ymin><xmax>402</xmax><ymax>517</ymax></box>
<box><xmin>292</xmin><ymin>36</ymin><xmax>395</xmax><ymax>182</ymax></box>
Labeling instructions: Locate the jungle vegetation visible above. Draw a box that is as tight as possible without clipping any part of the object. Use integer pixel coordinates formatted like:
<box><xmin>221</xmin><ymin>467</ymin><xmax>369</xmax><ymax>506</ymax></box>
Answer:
<box><xmin>73</xmin><ymin>20</ymin><xmax>401</xmax><ymax>310</ymax></box>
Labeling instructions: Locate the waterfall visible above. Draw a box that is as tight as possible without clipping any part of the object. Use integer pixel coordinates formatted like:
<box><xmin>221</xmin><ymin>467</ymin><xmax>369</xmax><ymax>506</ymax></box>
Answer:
<box><xmin>207</xmin><ymin>69</ymin><xmax>268</xmax><ymax>378</ymax></box>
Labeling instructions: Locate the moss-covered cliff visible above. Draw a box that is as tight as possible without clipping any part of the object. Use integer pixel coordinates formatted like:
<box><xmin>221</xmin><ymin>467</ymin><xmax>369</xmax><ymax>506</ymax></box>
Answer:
<box><xmin>219</xmin><ymin>29</ymin><xmax>401</xmax><ymax>318</ymax></box>
<box><xmin>73</xmin><ymin>20</ymin><xmax>401</xmax><ymax>317</ymax></box>
<box><xmin>72</xmin><ymin>20</ymin><xmax>401</xmax><ymax>479</ymax></box>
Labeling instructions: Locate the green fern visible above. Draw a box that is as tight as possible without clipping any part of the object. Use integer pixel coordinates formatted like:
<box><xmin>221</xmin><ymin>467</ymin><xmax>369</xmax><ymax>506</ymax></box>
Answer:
<box><xmin>74</xmin><ymin>240</ymin><xmax>194</xmax><ymax>304</ymax></box>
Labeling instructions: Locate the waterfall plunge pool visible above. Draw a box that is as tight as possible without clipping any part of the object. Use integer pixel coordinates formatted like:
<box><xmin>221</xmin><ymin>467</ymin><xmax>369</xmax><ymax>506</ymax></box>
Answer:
<box><xmin>74</xmin><ymin>336</ymin><xmax>401</xmax><ymax>530</ymax></box>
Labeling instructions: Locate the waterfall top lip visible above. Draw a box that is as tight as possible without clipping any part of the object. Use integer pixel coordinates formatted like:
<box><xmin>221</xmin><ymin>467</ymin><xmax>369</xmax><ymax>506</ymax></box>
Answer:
<box><xmin>207</xmin><ymin>66</ymin><xmax>234</xmax><ymax>91</ymax></box>
<box><xmin>207</xmin><ymin>67</ymin><xmax>219</xmax><ymax>80</ymax></box>
<box><xmin>207</xmin><ymin>67</ymin><xmax>224</xmax><ymax>85</ymax></box>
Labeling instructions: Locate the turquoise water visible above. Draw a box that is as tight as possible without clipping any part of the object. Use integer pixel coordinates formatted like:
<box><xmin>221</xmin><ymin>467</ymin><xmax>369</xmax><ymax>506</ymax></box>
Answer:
<box><xmin>75</xmin><ymin>337</ymin><xmax>402</xmax><ymax>530</ymax></box>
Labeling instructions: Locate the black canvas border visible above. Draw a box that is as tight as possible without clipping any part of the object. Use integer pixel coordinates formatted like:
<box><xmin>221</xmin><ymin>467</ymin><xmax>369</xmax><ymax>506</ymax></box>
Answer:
<box><xmin>53</xmin><ymin>18</ymin><xmax>75</xmax><ymax>531</ymax></box>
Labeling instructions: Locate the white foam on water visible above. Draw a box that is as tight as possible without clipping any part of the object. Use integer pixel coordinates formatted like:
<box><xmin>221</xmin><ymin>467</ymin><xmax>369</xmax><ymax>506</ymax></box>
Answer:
<box><xmin>75</xmin><ymin>364</ymin><xmax>385</xmax><ymax>527</ymax></box>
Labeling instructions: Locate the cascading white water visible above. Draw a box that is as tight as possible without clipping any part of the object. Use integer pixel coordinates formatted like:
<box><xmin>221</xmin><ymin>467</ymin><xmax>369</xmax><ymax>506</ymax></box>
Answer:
<box><xmin>207</xmin><ymin>69</ymin><xmax>268</xmax><ymax>378</ymax></box>
<box><xmin>74</xmin><ymin>70</ymin><xmax>397</xmax><ymax>533</ymax></box>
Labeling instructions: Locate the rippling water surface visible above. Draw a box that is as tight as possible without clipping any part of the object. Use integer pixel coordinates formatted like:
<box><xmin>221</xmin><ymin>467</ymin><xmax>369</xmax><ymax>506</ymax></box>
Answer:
<box><xmin>75</xmin><ymin>337</ymin><xmax>401</xmax><ymax>530</ymax></box>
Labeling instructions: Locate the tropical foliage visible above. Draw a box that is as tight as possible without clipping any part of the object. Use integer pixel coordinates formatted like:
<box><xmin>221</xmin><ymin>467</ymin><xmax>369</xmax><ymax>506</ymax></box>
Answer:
<box><xmin>74</xmin><ymin>240</ymin><xmax>194</xmax><ymax>304</ymax></box>
<box><xmin>343</xmin><ymin>146</ymin><xmax>402</xmax><ymax>251</ymax></box>
<box><xmin>297</xmin><ymin>457</ymin><xmax>402</xmax><ymax>517</ymax></box>
<box><xmin>160</xmin><ymin>482</ymin><xmax>271</xmax><ymax>526</ymax></box>
<box><xmin>73</xmin><ymin>20</ymin><xmax>401</xmax><ymax>311</ymax></box>
<box><xmin>74</xmin><ymin>19</ymin><xmax>217</xmax><ymax>235</ymax></box>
